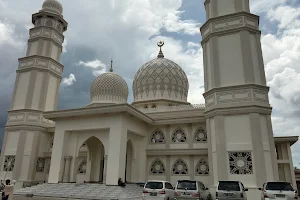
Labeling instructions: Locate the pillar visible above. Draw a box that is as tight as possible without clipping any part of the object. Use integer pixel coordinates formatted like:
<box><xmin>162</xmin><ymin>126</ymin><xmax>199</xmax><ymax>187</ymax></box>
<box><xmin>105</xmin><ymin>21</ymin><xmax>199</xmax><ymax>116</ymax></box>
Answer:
<box><xmin>103</xmin><ymin>155</ymin><xmax>108</xmax><ymax>184</ymax></box>
<box><xmin>63</xmin><ymin>156</ymin><xmax>72</xmax><ymax>182</ymax></box>
<box><xmin>106</xmin><ymin>116</ymin><xmax>127</xmax><ymax>185</ymax></box>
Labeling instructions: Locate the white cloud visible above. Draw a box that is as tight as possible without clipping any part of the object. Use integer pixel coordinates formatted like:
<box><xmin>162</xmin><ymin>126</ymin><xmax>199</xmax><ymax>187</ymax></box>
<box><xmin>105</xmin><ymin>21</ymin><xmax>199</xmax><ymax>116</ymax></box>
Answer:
<box><xmin>62</xmin><ymin>74</ymin><xmax>76</xmax><ymax>86</ymax></box>
<box><xmin>0</xmin><ymin>20</ymin><xmax>24</xmax><ymax>48</ymax></box>
<box><xmin>77</xmin><ymin>59</ymin><xmax>107</xmax><ymax>69</ymax></box>
<box><xmin>77</xmin><ymin>59</ymin><xmax>107</xmax><ymax>76</ymax></box>
<box><xmin>62</xmin><ymin>39</ymin><xmax>67</xmax><ymax>53</ymax></box>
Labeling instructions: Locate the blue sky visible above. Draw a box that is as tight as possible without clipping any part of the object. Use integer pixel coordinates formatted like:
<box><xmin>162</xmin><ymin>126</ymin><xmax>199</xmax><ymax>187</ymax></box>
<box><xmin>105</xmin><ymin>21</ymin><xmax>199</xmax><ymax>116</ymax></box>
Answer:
<box><xmin>1</xmin><ymin>0</ymin><xmax>300</xmax><ymax>166</ymax></box>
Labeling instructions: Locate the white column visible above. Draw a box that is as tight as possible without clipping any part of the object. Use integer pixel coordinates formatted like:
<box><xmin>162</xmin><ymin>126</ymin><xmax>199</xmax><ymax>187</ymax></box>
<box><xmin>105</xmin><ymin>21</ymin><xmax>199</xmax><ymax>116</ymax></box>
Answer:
<box><xmin>48</xmin><ymin>129</ymin><xmax>67</xmax><ymax>183</ymax></box>
<box><xmin>63</xmin><ymin>156</ymin><xmax>72</xmax><ymax>182</ymax></box>
<box><xmin>106</xmin><ymin>117</ymin><xmax>127</xmax><ymax>185</ymax></box>
<box><xmin>287</xmin><ymin>143</ymin><xmax>297</xmax><ymax>188</ymax></box>
<box><xmin>103</xmin><ymin>155</ymin><xmax>108</xmax><ymax>184</ymax></box>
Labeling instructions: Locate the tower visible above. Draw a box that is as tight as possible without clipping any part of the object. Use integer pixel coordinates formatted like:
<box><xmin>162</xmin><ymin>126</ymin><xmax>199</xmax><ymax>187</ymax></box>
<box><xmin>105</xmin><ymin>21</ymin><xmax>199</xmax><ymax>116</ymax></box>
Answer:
<box><xmin>201</xmin><ymin>0</ymin><xmax>278</xmax><ymax>194</ymax></box>
<box><xmin>0</xmin><ymin>0</ymin><xmax>67</xmax><ymax>187</ymax></box>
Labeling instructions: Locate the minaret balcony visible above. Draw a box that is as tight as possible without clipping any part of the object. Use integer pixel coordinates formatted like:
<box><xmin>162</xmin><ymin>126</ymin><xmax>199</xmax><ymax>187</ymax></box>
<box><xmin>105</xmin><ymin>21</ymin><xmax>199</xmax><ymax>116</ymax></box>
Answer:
<box><xmin>203</xmin><ymin>84</ymin><xmax>272</xmax><ymax>115</ymax></box>
<box><xmin>201</xmin><ymin>11</ymin><xmax>260</xmax><ymax>43</ymax></box>
<box><xmin>17</xmin><ymin>55</ymin><xmax>64</xmax><ymax>78</ymax></box>
<box><xmin>29</xmin><ymin>26</ymin><xmax>64</xmax><ymax>46</ymax></box>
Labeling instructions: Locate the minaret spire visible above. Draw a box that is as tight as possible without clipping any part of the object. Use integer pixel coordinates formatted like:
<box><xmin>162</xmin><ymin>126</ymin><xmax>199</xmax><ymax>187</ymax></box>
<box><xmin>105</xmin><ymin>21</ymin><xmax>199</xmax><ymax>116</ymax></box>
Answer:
<box><xmin>110</xmin><ymin>59</ymin><xmax>113</xmax><ymax>72</ymax></box>
<box><xmin>157</xmin><ymin>41</ymin><xmax>165</xmax><ymax>58</ymax></box>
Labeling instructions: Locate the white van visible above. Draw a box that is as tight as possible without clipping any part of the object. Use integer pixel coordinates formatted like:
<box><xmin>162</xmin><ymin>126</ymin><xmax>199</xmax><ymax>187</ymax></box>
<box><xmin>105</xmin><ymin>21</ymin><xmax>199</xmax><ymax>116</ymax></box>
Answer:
<box><xmin>142</xmin><ymin>180</ymin><xmax>175</xmax><ymax>200</ymax></box>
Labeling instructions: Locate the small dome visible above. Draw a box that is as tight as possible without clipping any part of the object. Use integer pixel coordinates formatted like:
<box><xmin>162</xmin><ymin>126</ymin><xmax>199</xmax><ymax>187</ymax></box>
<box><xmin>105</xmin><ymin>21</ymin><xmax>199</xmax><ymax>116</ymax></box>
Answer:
<box><xmin>42</xmin><ymin>0</ymin><xmax>63</xmax><ymax>15</ymax></box>
<box><xmin>90</xmin><ymin>71</ymin><xmax>128</xmax><ymax>104</ymax></box>
<box><xmin>133</xmin><ymin>42</ymin><xmax>189</xmax><ymax>103</ymax></box>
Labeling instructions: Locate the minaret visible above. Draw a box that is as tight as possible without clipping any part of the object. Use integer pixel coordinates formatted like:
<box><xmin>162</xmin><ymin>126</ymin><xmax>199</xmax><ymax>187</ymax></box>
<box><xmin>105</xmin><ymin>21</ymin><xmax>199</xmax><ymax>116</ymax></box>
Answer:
<box><xmin>201</xmin><ymin>0</ymin><xmax>278</xmax><ymax>194</ymax></box>
<box><xmin>0</xmin><ymin>0</ymin><xmax>67</xmax><ymax>187</ymax></box>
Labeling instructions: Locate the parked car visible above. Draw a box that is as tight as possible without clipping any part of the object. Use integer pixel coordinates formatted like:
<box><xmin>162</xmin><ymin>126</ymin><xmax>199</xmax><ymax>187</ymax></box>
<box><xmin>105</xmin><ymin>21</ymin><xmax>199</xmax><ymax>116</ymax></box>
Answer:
<box><xmin>259</xmin><ymin>181</ymin><xmax>298</xmax><ymax>200</ymax></box>
<box><xmin>142</xmin><ymin>180</ymin><xmax>175</xmax><ymax>200</ymax></box>
<box><xmin>174</xmin><ymin>180</ymin><xmax>211</xmax><ymax>200</ymax></box>
<box><xmin>216</xmin><ymin>181</ymin><xmax>248</xmax><ymax>200</ymax></box>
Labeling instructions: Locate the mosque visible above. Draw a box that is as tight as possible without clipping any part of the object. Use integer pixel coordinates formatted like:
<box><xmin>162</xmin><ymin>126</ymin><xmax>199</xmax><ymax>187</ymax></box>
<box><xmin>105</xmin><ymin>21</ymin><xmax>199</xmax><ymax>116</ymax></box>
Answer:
<box><xmin>0</xmin><ymin>0</ymin><xmax>298</xmax><ymax>197</ymax></box>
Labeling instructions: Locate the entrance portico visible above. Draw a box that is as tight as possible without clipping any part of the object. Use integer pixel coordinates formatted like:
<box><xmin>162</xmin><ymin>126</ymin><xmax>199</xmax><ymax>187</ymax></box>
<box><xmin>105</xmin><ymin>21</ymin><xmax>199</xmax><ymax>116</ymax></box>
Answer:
<box><xmin>45</xmin><ymin>105</ymin><xmax>150</xmax><ymax>185</ymax></box>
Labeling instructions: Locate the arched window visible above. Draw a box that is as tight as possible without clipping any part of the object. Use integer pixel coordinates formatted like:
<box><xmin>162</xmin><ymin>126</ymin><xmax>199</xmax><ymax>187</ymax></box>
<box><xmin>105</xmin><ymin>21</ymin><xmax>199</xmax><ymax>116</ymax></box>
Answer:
<box><xmin>77</xmin><ymin>159</ymin><xmax>87</xmax><ymax>174</ymax></box>
<box><xmin>150</xmin><ymin>129</ymin><xmax>165</xmax><ymax>144</ymax></box>
<box><xmin>194</xmin><ymin>128</ymin><xmax>207</xmax><ymax>142</ymax></box>
<box><xmin>172</xmin><ymin>159</ymin><xmax>188</xmax><ymax>175</ymax></box>
<box><xmin>195</xmin><ymin>159</ymin><xmax>209</xmax><ymax>175</ymax></box>
<box><xmin>150</xmin><ymin>159</ymin><xmax>165</xmax><ymax>175</ymax></box>
<box><xmin>172</xmin><ymin>128</ymin><xmax>187</xmax><ymax>143</ymax></box>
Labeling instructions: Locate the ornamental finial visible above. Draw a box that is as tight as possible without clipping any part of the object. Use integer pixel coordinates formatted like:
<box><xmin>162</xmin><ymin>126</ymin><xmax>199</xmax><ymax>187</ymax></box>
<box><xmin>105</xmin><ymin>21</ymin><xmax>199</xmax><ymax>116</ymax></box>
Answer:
<box><xmin>110</xmin><ymin>59</ymin><xmax>113</xmax><ymax>72</ymax></box>
<box><xmin>157</xmin><ymin>41</ymin><xmax>165</xmax><ymax>58</ymax></box>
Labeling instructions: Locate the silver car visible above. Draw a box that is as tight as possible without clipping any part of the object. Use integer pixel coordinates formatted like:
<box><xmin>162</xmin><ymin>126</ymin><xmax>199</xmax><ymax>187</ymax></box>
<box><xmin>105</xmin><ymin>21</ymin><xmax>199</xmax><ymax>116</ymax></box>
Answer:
<box><xmin>216</xmin><ymin>181</ymin><xmax>248</xmax><ymax>200</ymax></box>
<box><xmin>259</xmin><ymin>181</ymin><xmax>298</xmax><ymax>200</ymax></box>
<box><xmin>174</xmin><ymin>180</ymin><xmax>211</xmax><ymax>200</ymax></box>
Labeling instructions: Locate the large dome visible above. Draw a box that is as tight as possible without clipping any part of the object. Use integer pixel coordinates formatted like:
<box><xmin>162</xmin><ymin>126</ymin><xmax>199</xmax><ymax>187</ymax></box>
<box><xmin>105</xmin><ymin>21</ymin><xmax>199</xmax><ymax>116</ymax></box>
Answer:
<box><xmin>90</xmin><ymin>67</ymin><xmax>128</xmax><ymax>104</ymax></box>
<box><xmin>133</xmin><ymin>42</ymin><xmax>189</xmax><ymax>103</ymax></box>
<box><xmin>42</xmin><ymin>0</ymin><xmax>63</xmax><ymax>15</ymax></box>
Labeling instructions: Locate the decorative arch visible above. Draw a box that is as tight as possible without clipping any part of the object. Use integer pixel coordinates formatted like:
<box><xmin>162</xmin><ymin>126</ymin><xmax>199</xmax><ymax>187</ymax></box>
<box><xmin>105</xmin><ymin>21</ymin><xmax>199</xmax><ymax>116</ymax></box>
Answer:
<box><xmin>172</xmin><ymin>158</ymin><xmax>188</xmax><ymax>175</ymax></box>
<box><xmin>172</xmin><ymin>128</ymin><xmax>187</xmax><ymax>143</ymax></box>
<box><xmin>45</xmin><ymin>20</ymin><xmax>53</xmax><ymax>27</ymax></box>
<box><xmin>77</xmin><ymin>159</ymin><xmax>87</xmax><ymax>174</ymax></box>
<box><xmin>150</xmin><ymin>129</ymin><xmax>165</xmax><ymax>144</ymax></box>
<box><xmin>194</xmin><ymin>128</ymin><xmax>207</xmax><ymax>142</ymax></box>
<box><xmin>195</xmin><ymin>158</ymin><xmax>209</xmax><ymax>175</ymax></box>
<box><xmin>150</xmin><ymin>158</ymin><xmax>165</xmax><ymax>175</ymax></box>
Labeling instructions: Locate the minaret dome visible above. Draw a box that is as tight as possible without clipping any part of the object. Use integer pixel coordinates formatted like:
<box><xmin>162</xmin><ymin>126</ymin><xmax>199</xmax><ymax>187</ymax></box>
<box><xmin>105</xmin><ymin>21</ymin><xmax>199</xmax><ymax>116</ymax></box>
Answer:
<box><xmin>42</xmin><ymin>0</ymin><xmax>63</xmax><ymax>15</ymax></box>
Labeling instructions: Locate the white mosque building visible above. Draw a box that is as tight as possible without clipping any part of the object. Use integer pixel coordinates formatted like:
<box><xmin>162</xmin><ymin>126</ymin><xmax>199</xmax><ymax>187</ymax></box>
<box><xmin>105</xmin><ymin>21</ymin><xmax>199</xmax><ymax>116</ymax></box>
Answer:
<box><xmin>0</xmin><ymin>0</ymin><xmax>298</xmax><ymax>196</ymax></box>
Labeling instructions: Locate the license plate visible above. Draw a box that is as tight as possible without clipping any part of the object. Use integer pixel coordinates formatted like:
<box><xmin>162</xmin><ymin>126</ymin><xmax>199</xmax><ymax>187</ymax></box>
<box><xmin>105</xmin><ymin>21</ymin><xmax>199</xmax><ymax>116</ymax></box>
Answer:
<box><xmin>276</xmin><ymin>194</ymin><xmax>285</xmax><ymax>198</ymax></box>
<box><xmin>150</xmin><ymin>192</ymin><xmax>157</xmax><ymax>196</ymax></box>
<box><xmin>182</xmin><ymin>192</ymin><xmax>191</xmax><ymax>195</ymax></box>
<box><xmin>225</xmin><ymin>193</ymin><xmax>234</xmax><ymax>196</ymax></box>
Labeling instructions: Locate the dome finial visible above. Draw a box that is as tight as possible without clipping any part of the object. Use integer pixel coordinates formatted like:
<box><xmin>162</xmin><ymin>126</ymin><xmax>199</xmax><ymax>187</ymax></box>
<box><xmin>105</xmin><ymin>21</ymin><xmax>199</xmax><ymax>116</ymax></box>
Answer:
<box><xmin>110</xmin><ymin>59</ymin><xmax>113</xmax><ymax>72</ymax></box>
<box><xmin>157</xmin><ymin>41</ymin><xmax>165</xmax><ymax>58</ymax></box>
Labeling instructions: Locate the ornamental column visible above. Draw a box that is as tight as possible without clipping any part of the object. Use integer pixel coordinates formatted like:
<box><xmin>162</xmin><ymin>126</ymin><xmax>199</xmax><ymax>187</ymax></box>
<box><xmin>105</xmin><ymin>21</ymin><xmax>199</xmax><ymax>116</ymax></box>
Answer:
<box><xmin>103</xmin><ymin>155</ymin><xmax>108</xmax><ymax>184</ymax></box>
<box><xmin>0</xmin><ymin>0</ymin><xmax>68</xmax><ymax>186</ymax></box>
<box><xmin>201</xmin><ymin>0</ymin><xmax>278</xmax><ymax>192</ymax></box>
<box><xmin>63</xmin><ymin>156</ymin><xmax>72</xmax><ymax>182</ymax></box>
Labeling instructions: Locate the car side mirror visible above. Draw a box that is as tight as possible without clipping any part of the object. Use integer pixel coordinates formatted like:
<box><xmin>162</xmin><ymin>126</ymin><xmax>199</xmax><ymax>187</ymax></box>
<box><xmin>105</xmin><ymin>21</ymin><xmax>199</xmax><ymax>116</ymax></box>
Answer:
<box><xmin>244</xmin><ymin>188</ymin><xmax>248</xmax><ymax>191</ymax></box>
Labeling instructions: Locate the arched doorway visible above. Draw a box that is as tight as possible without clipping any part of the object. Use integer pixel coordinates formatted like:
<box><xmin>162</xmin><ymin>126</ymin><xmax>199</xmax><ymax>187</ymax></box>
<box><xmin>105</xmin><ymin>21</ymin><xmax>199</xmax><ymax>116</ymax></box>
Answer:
<box><xmin>77</xmin><ymin>137</ymin><xmax>105</xmax><ymax>183</ymax></box>
<box><xmin>125</xmin><ymin>140</ymin><xmax>133</xmax><ymax>182</ymax></box>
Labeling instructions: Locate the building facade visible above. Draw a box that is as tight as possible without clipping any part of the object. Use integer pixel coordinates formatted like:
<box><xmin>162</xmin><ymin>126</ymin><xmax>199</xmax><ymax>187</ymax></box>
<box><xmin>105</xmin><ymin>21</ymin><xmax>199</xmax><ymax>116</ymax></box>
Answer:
<box><xmin>0</xmin><ymin>0</ymin><xmax>298</xmax><ymax>198</ymax></box>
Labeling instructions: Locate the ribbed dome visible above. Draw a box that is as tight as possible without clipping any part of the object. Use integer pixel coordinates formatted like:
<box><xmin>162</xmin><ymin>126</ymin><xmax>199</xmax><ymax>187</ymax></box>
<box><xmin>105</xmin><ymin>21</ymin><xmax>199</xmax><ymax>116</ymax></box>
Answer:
<box><xmin>133</xmin><ymin>44</ymin><xmax>189</xmax><ymax>103</ymax></box>
<box><xmin>90</xmin><ymin>72</ymin><xmax>128</xmax><ymax>104</ymax></box>
<box><xmin>42</xmin><ymin>0</ymin><xmax>63</xmax><ymax>15</ymax></box>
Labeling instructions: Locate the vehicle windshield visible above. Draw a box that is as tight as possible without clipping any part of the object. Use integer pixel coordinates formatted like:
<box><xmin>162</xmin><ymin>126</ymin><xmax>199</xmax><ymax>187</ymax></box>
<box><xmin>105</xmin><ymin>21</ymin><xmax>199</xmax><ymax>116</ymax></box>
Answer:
<box><xmin>177</xmin><ymin>181</ymin><xmax>197</xmax><ymax>190</ymax></box>
<box><xmin>218</xmin><ymin>181</ymin><xmax>240</xmax><ymax>191</ymax></box>
<box><xmin>145</xmin><ymin>182</ymin><xmax>163</xmax><ymax>189</ymax></box>
<box><xmin>266</xmin><ymin>182</ymin><xmax>294</xmax><ymax>191</ymax></box>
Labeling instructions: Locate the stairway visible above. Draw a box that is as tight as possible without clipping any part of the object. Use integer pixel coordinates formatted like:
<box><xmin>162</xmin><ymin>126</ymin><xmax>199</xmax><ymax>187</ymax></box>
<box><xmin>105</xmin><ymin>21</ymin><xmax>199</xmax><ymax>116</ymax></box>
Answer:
<box><xmin>14</xmin><ymin>183</ymin><xmax>144</xmax><ymax>200</ymax></box>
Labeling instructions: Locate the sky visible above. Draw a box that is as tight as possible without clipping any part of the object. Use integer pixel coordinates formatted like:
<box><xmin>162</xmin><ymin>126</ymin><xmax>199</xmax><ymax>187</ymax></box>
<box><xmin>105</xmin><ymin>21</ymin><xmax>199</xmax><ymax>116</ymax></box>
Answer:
<box><xmin>0</xmin><ymin>0</ymin><xmax>300</xmax><ymax>166</ymax></box>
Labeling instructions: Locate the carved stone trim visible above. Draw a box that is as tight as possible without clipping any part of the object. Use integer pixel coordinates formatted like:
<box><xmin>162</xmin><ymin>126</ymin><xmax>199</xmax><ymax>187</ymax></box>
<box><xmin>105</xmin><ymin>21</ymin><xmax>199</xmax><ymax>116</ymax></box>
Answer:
<box><xmin>29</xmin><ymin>26</ymin><xmax>64</xmax><ymax>45</ymax></box>
<box><xmin>3</xmin><ymin>156</ymin><xmax>15</xmax><ymax>171</ymax></box>
<box><xmin>201</xmin><ymin>12</ymin><xmax>259</xmax><ymax>42</ymax></box>
<box><xmin>6</xmin><ymin>110</ymin><xmax>55</xmax><ymax>128</ymax></box>
<box><xmin>18</xmin><ymin>55</ymin><xmax>63</xmax><ymax>77</ymax></box>
<box><xmin>36</xmin><ymin>157</ymin><xmax>46</xmax><ymax>172</ymax></box>
<box><xmin>204</xmin><ymin>84</ymin><xmax>270</xmax><ymax>108</ymax></box>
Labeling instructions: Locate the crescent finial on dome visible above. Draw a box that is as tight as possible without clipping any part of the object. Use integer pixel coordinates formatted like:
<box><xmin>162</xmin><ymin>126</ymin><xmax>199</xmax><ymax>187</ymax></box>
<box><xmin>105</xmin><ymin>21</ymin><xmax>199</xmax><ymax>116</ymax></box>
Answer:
<box><xmin>157</xmin><ymin>41</ymin><xmax>165</xmax><ymax>58</ymax></box>
<box><xmin>110</xmin><ymin>59</ymin><xmax>113</xmax><ymax>72</ymax></box>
